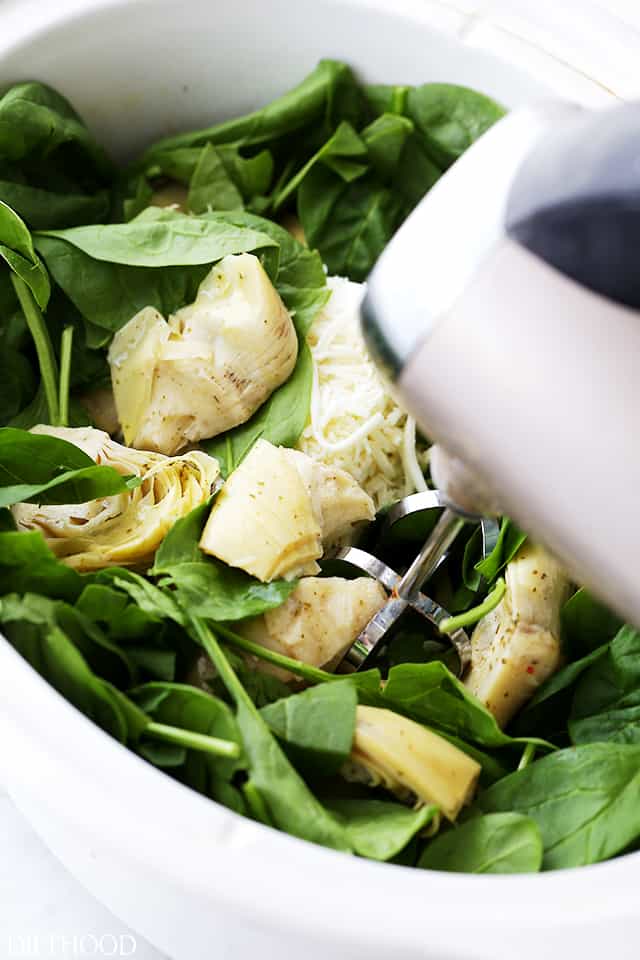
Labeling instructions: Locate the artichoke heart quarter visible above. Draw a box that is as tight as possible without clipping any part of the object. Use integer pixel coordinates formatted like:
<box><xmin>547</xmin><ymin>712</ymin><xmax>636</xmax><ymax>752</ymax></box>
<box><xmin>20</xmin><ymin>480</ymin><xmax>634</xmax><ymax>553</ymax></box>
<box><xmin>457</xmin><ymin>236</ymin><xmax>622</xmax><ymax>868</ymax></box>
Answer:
<box><xmin>199</xmin><ymin>439</ymin><xmax>375</xmax><ymax>581</ymax></box>
<box><xmin>108</xmin><ymin>253</ymin><xmax>298</xmax><ymax>455</ymax></box>
<box><xmin>12</xmin><ymin>425</ymin><xmax>219</xmax><ymax>572</ymax></box>
<box><xmin>345</xmin><ymin>707</ymin><xmax>481</xmax><ymax>822</ymax></box>
<box><xmin>464</xmin><ymin>542</ymin><xmax>571</xmax><ymax>727</ymax></box>
<box><xmin>236</xmin><ymin>575</ymin><xmax>387</xmax><ymax>680</ymax></box>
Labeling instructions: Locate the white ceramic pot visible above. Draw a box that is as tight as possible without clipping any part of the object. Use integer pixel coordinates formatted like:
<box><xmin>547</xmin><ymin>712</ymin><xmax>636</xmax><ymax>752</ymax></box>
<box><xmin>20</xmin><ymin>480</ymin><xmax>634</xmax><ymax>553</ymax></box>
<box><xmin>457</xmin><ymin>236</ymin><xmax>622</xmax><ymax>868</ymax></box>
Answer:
<box><xmin>1</xmin><ymin>2</ymin><xmax>637</xmax><ymax>958</ymax></box>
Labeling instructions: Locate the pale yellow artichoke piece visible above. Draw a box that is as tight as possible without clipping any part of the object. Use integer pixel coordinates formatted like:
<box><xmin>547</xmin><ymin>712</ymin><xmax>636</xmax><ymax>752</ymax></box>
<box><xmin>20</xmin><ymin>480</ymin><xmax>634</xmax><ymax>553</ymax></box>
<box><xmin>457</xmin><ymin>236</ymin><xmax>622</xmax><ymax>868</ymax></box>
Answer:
<box><xmin>199</xmin><ymin>439</ymin><xmax>375</xmax><ymax>581</ymax></box>
<box><xmin>283</xmin><ymin>448</ymin><xmax>375</xmax><ymax>551</ymax></box>
<box><xmin>344</xmin><ymin>706</ymin><xmax>481</xmax><ymax>822</ymax></box>
<box><xmin>12</xmin><ymin>425</ymin><xmax>219</xmax><ymax>572</ymax></box>
<box><xmin>464</xmin><ymin>542</ymin><xmax>571</xmax><ymax>727</ymax></box>
<box><xmin>108</xmin><ymin>307</ymin><xmax>168</xmax><ymax>446</ymax></box>
<box><xmin>108</xmin><ymin>253</ymin><xmax>298</xmax><ymax>455</ymax></box>
<box><xmin>199</xmin><ymin>439</ymin><xmax>322</xmax><ymax>582</ymax></box>
<box><xmin>236</xmin><ymin>575</ymin><xmax>386</xmax><ymax>680</ymax></box>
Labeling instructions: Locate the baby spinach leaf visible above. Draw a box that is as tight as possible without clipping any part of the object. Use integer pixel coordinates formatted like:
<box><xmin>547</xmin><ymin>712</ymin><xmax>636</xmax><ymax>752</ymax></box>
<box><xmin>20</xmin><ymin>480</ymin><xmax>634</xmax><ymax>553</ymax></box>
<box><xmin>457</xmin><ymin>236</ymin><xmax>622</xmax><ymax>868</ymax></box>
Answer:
<box><xmin>364</xmin><ymin>83</ymin><xmax>411</xmax><ymax>117</ymax></box>
<box><xmin>153</xmin><ymin>500</ymin><xmax>211</xmax><ymax>567</ymax></box>
<box><xmin>0</xmin><ymin>427</ymin><xmax>138</xmax><ymax>507</ymax></box>
<box><xmin>419</xmin><ymin>813</ymin><xmax>542</xmax><ymax>874</ymax></box>
<box><xmin>0</xmin><ymin>349</ymin><xmax>36</xmax><ymax>425</ymax></box>
<box><xmin>381</xmin><ymin>661</ymin><xmax>547</xmax><ymax>750</ymax></box>
<box><xmin>0</xmin><ymin>529</ymin><xmax>82</xmax><ymax>600</ymax></box>
<box><xmin>261</xmin><ymin>681</ymin><xmax>357</xmax><ymax>775</ymax></box>
<box><xmin>189</xmin><ymin>616</ymin><xmax>351</xmax><ymax>851</ymax></box>
<box><xmin>143</xmin><ymin>59</ymin><xmax>364</xmax><ymax>157</ymax></box>
<box><xmin>0</xmin><ymin>593</ymin><xmax>127</xmax><ymax>740</ymax></box>
<box><xmin>130</xmin><ymin>681</ymin><xmax>243</xmax><ymax>784</ymax></box>
<box><xmin>360</xmin><ymin>113</ymin><xmax>414</xmax><ymax>180</ymax></box>
<box><xmin>54</xmin><ymin>600</ymin><xmax>135</xmax><ymax>688</ymax></box>
<box><xmin>474</xmin><ymin>518</ymin><xmax>526</xmax><ymax>585</ymax></box>
<box><xmin>0</xmin><ymin>180</ymin><xmax>110</xmax><ymax>231</ymax></box>
<box><xmin>522</xmin><ymin>644</ymin><xmax>611</xmax><ymax>715</ymax></box>
<box><xmin>390</xmin><ymin>133</ymin><xmax>442</xmax><ymax>210</ymax></box>
<box><xmin>405</xmin><ymin>84</ymin><xmax>505</xmax><ymax>169</ymax></box>
<box><xmin>561</xmin><ymin>588</ymin><xmax>623</xmax><ymax>657</ymax></box>
<box><xmin>156</xmin><ymin>562</ymin><xmax>296</xmax><ymax>622</ymax></box>
<box><xmin>78</xmin><ymin>582</ymin><xmax>175</xmax><ymax>681</ymax></box>
<box><xmin>326</xmin><ymin>798</ymin><xmax>438</xmax><ymax>861</ymax></box>
<box><xmin>298</xmin><ymin>166</ymin><xmax>404</xmax><ymax>281</ymax></box>
<box><xmin>187</xmin><ymin>143</ymin><xmax>244</xmax><ymax>213</ymax></box>
<box><xmin>37</xmin><ymin>209</ymin><xmax>276</xmax><ymax>267</ymax></box>
<box><xmin>570</xmin><ymin>626</ymin><xmax>640</xmax><ymax>745</ymax></box>
<box><xmin>0</xmin><ymin>82</ymin><xmax>112</xmax><ymax>176</ymax></box>
<box><xmin>0</xmin><ymin>83</ymin><xmax>115</xmax><ymax>229</ymax></box>
<box><xmin>273</xmin><ymin>121</ymin><xmax>368</xmax><ymax>210</ymax></box>
<box><xmin>152</xmin><ymin>503</ymin><xmax>296</xmax><ymax>621</ymax></box>
<box><xmin>474</xmin><ymin>742</ymin><xmax>640</xmax><ymax>869</ymax></box>
<box><xmin>92</xmin><ymin>567</ymin><xmax>186</xmax><ymax>627</ymax></box>
<box><xmin>0</xmin><ymin>201</ymin><xmax>50</xmax><ymax>309</ymax></box>
<box><xmin>34</xmin><ymin>235</ymin><xmax>209</xmax><ymax>343</ymax></box>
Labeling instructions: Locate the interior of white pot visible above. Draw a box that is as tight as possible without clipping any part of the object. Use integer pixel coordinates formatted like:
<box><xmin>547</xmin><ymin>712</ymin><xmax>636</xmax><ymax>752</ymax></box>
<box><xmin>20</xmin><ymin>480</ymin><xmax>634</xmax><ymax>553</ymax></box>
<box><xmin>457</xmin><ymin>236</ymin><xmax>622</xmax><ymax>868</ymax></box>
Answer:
<box><xmin>0</xmin><ymin>0</ymin><xmax>548</xmax><ymax>158</ymax></box>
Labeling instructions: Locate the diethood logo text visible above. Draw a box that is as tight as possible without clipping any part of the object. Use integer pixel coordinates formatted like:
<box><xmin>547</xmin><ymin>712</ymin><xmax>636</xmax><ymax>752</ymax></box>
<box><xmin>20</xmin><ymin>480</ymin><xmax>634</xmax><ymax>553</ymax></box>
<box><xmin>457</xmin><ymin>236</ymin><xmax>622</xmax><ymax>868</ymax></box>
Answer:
<box><xmin>5</xmin><ymin>934</ymin><xmax>138</xmax><ymax>956</ymax></box>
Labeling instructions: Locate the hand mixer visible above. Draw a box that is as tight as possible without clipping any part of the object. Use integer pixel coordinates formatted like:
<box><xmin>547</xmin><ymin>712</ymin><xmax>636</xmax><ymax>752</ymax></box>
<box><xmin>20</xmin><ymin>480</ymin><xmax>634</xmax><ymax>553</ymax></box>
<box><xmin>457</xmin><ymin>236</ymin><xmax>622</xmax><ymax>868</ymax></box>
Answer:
<box><xmin>338</xmin><ymin>97</ymin><xmax>640</xmax><ymax>671</ymax></box>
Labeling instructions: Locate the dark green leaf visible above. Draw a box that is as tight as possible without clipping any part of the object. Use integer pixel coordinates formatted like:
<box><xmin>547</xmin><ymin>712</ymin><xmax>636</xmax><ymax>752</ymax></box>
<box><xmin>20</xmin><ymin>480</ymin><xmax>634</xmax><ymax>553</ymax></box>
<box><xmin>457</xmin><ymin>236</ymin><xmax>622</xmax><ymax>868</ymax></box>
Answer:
<box><xmin>0</xmin><ymin>180</ymin><xmax>110</xmax><ymax>231</ymax></box>
<box><xmin>274</xmin><ymin>121</ymin><xmax>368</xmax><ymax>210</ymax></box>
<box><xmin>381</xmin><ymin>661</ymin><xmax>547</xmax><ymax>749</ymax></box>
<box><xmin>261</xmin><ymin>681</ymin><xmax>357</xmax><ymax>775</ymax></box>
<box><xmin>474</xmin><ymin>518</ymin><xmax>526</xmax><ymax>585</ymax></box>
<box><xmin>405</xmin><ymin>84</ymin><xmax>504</xmax><ymax>169</ymax></box>
<box><xmin>298</xmin><ymin>167</ymin><xmax>404</xmax><ymax>281</ymax></box>
<box><xmin>326</xmin><ymin>797</ymin><xmax>438</xmax><ymax>861</ymax></box>
<box><xmin>0</xmin><ymin>82</ymin><xmax>112</xmax><ymax>176</ymax></box>
<box><xmin>36</xmin><ymin>209</ymin><xmax>276</xmax><ymax>267</ymax></box>
<box><xmin>0</xmin><ymin>201</ymin><xmax>50</xmax><ymax>308</ymax></box>
<box><xmin>131</xmin><ymin>681</ymin><xmax>243</xmax><ymax>784</ymax></box>
<box><xmin>190</xmin><ymin>617</ymin><xmax>350</xmax><ymax>851</ymax></box>
<box><xmin>0</xmin><ymin>593</ymin><xmax>126</xmax><ymax>740</ymax></box>
<box><xmin>0</xmin><ymin>83</ymin><xmax>114</xmax><ymax>230</ymax></box>
<box><xmin>561</xmin><ymin>588</ymin><xmax>623</xmax><ymax>657</ymax></box>
<box><xmin>473</xmin><ymin>743</ymin><xmax>640</xmax><ymax>869</ymax></box>
<box><xmin>570</xmin><ymin>626</ymin><xmax>640</xmax><ymax>745</ymax></box>
<box><xmin>187</xmin><ymin>143</ymin><xmax>244</xmax><ymax>213</ymax></box>
<box><xmin>0</xmin><ymin>529</ymin><xmax>82</xmax><ymax>600</ymax></box>
<box><xmin>0</xmin><ymin>427</ymin><xmax>138</xmax><ymax>507</ymax></box>
<box><xmin>419</xmin><ymin>813</ymin><xmax>542</xmax><ymax>873</ymax></box>
<box><xmin>361</xmin><ymin>113</ymin><xmax>414</xmax><ymax>180</ymax></box>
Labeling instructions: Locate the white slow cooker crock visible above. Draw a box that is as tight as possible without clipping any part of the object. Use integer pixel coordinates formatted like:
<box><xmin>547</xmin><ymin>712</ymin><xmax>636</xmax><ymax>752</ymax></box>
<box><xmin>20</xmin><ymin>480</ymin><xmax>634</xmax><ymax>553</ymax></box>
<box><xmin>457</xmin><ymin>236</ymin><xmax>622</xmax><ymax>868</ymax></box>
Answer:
<box><xmin>1</xmin><ymin>2</ymin><xmax>638</xmax><ymax>958</ymax></box>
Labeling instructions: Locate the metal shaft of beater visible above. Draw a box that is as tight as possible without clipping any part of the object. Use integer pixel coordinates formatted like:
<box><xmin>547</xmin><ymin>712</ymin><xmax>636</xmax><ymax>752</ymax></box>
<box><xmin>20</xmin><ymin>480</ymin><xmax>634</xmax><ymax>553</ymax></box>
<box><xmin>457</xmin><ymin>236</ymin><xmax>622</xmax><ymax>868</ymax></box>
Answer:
<box><xmin>397</xmin><ymin>507</ymin><xmax>466</xmax><ymax>601</ymax></box>
<box><xmin>339</xmin><ymin>507</ymin><xmax>466</xmax><ymax>671</ymax></box>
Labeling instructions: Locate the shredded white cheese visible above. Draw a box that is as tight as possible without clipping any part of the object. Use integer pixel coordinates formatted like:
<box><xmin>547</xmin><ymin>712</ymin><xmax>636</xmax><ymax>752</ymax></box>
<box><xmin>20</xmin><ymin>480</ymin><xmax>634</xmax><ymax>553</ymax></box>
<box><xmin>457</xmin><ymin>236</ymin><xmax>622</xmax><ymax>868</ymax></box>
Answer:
<box><xmin>297</xmin><ymin>276</ymin><xmax>428</xmax><ymax>509</ymax></box>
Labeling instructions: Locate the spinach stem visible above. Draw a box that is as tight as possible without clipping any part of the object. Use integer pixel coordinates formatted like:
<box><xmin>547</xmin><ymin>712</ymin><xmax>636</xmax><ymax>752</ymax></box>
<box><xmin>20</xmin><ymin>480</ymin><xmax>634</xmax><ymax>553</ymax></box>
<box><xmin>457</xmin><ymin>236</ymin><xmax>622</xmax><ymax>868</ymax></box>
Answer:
<box><xmin>225</xmin><ymin>434</ymin><xmax>234</xmax><ymax>476</ymax></box>
<box><xmin>145</xmin><ymin>719</ymin><xmax>240</xmax><ymax>759</ymax></box>
<box><xmin>242</xmin><ymin>779</ymin><xmax>272</xmax><ymax>826</ymax></box>
<box><xmin>440</xmin><ymin>577</ymin><xmax>506</xmax><ymax>635</ymax></box>
<box><xmin>215</xmin><ymin>622</ymin><xmax>334</xmax><ymax>685</ymax></box>
<box><xmin>189</xmin><ymin>616</ymin><xmax>255</xmax><ymax>710</ymax></box>
<box><xmin>517</xmin><ymin>741</ymin><xmax>537</xmax><ymax>771</ymax></box>
<box><xmin>58</xmin><ymin>325</ymin><xmax>74</xmax><ymax>428</ymax></box>
<box><xmin>11</xmin><ymin>273</ymin><xmax>59</xmax><ymax>425</ymax></box>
